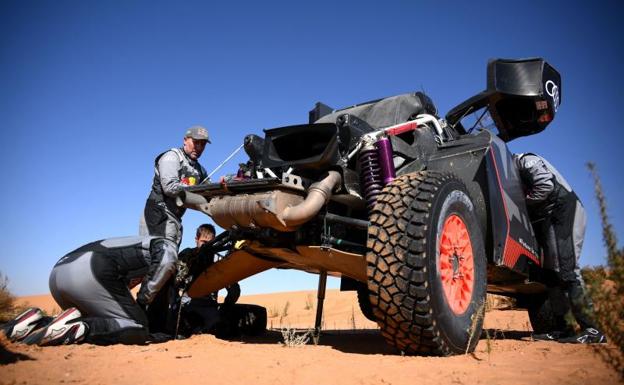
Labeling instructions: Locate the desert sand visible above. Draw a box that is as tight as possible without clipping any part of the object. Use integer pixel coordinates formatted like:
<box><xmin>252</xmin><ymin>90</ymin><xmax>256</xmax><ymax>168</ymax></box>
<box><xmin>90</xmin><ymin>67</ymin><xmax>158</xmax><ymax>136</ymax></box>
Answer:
<box><xmin>1</xmin><ymin>290</ymin><xmax>622</xmax><ymax>385</ymax></box>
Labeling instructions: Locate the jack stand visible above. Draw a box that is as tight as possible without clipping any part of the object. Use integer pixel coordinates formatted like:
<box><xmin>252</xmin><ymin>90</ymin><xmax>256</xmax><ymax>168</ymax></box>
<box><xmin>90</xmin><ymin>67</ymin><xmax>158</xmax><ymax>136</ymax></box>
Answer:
<box><xmin>313</xmin><ymin>270</ymin><xmax>327</xmax><ymax>345</ymax></box>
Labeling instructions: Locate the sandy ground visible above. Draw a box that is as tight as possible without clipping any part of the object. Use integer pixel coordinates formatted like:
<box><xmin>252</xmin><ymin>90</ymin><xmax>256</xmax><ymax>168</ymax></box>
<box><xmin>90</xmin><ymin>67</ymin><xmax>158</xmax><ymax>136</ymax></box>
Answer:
<box><xmin>1</xmin><ymin>290</ymin><xmax>622</xmax><ymax>385</ymax></box>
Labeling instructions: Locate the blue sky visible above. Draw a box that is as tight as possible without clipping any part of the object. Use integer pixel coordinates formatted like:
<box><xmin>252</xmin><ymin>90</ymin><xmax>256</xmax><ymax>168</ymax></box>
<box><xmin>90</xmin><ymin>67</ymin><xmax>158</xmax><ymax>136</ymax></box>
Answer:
<box><xmin>1</xmin><ymin>0</ymin><xmax>622</xmax><ymax>296</ymax></box>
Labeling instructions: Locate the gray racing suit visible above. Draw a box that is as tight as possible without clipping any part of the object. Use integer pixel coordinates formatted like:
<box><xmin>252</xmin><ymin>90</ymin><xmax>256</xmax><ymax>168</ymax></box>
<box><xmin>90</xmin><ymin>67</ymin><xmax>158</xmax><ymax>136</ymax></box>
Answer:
<box><xmin>141</xmin><ymin>147</ymin><xmax>206</xmax><ymax>245</ymax></box>
<box><xmin>514</xmin><ymin>153</ymin><xmax>597</xmax><ymax>331</ymax></box>
<box><xmin>49</xmin><ymin>236</ymin><xmax>177</xmax><ymax>345</ymax></box>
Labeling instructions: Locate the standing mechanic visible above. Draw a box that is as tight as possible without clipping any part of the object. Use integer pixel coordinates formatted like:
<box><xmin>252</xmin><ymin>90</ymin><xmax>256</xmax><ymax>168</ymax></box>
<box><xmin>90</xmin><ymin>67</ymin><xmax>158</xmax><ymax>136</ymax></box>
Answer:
<box><xmin>14</xmin><ymin>236</ymin><xmax>177</xmax><ymax>346</ymax></box>
<box><xmin>514</xmin><ymin>153</ymin><xmax>606</xmax><ymax>344</ymax></box>
<box><xmin>140</xmin><ymin>125</ymin><xmax>209</xmax><ymax>254</ymax></box>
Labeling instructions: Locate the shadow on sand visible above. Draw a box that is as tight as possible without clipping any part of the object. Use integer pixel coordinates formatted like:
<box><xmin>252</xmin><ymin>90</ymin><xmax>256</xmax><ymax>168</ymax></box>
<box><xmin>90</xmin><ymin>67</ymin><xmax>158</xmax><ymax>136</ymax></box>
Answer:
<box><xmin>221</xmin><ymin>327</ymin><xmax>534</xmax><ymax>355</ymax></box>
<box><xmin>0</xmin><ymin>342</ymin><xmax>34</xmax><ymax>365</ymax></box>
<box><xmin>481</xmin><ymin>329</ymin><xmax>533</xmax><ymax>341</ymax></box>
<box><xmin>224</xmin><ymin>329</ymin><xmax>396</xmax><ymax>355</ymax></box>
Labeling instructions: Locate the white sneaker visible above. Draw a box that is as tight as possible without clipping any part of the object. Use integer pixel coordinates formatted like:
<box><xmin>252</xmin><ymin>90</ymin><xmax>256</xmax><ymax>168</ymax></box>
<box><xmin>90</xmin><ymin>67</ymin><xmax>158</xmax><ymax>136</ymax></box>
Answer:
<box><xmin>1</xmin><ymin>307</ymin><xmax>46</xmax><ymax>342</ymax></box>
<box><xmin>559</xmin><ymin>327</ymin><xmax>607</xmax><ymax>344</ymax></box>
<box><xmin>37</xmin><ymin>308</ymin><xmax>88</xmax><ymax>346</ymax></box>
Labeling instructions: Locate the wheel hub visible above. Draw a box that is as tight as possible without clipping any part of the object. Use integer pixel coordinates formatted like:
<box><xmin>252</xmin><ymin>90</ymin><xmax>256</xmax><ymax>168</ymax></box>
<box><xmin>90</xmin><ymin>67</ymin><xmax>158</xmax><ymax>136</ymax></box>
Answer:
<box><xmin>451</xmin><ymin>253</ymin><xmax>460</xmax><ymax>276</ymax></box>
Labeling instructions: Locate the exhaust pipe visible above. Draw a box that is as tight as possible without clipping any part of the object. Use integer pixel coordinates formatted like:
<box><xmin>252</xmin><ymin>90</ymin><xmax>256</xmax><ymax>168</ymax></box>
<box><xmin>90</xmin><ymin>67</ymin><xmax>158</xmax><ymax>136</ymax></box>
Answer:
<box><xmin>279</xmin><ymin>170</ymin><xmax>341</xmax><ymax>227</ymax></box>
<box><xmin>177</xmin><ymin>170</ymin><xmax>342</xmax><ymax>231</ymax></box>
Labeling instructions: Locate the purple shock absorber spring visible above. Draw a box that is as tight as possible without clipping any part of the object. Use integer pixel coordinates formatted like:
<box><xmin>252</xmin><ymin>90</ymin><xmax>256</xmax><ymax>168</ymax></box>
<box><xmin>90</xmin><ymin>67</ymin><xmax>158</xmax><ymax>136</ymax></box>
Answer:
<box><xmin>376</xmin><ymin>137</ymin><xmax>396</xmax><ymax>185</ymax></box>
<box><xmin>359</xmin><ymin>145</ymin><xmax>384</xmax><ymax>212</ymax></box>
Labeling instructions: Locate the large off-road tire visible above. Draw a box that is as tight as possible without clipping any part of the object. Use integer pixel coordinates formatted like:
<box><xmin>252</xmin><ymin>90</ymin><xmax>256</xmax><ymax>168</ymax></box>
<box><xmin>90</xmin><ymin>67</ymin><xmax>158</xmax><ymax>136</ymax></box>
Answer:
<box><xmin>366</xmin><ymin>171</ymin><xmax>487</xmax><ymax>355</ymax></box>
<box><xmin>356</xmin><ymin>285</ymin><xmax>376</xmax><ymax>322</ymax></box>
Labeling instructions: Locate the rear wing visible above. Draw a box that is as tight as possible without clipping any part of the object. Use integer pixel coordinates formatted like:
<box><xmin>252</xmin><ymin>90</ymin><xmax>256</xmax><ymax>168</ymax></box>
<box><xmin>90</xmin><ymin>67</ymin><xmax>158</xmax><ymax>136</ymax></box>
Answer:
<box><xmin>446</xmin><ymin>58</ymin><xmax>561</xmax><ymax>142</ymax></box>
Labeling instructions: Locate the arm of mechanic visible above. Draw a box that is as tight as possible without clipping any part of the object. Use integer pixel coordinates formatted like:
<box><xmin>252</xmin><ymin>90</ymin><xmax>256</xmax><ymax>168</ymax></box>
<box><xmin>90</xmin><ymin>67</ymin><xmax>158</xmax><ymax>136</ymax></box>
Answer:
<box><xmin>518</xmin><ymin>154</ymin><xmax>555</xmax><ymax>206</ymax></box>
<box><xmin>157</xmin><ymin>151</ymin><xmax>186</xmax><ymax>197</ymax></box>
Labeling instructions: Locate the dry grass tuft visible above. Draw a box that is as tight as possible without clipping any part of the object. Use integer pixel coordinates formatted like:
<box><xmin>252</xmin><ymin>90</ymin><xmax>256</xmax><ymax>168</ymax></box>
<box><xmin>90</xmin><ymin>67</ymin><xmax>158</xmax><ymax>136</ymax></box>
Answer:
<box><xmin>281</xmin><ymin>301</ymin><xmax>290</xmax><ymax>318</ymax></box>
<box><xmin>280</xmin><ymin>327</ymin><xmax>311</xmax><ymax>347</ymax></box>
<box><xmin>268</xmin><ymin>304</ymin><xmax>279</xmax><ymax>318</ymax></box>
<box><xmin>584</xmin><ymin>163</ymin><xmax>624</xmax><ymax>377</ymax></box>
<box><xmin>466</xmin><ymin>300</ymin><xmax>486</xmax><ymax>355</ymax></box>
<box><xmin>0</xmin><ymin>272</ymin><xmax>17</xmax><ymax>323</ymax></box>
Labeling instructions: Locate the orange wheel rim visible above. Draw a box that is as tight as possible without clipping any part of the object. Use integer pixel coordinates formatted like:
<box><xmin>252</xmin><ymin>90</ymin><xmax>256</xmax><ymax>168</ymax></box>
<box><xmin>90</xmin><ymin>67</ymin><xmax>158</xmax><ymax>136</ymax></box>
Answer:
<box><xmin>438</xmin><ymin>214</ymin><xmax>475</xmax><ymax>315</ymax></box>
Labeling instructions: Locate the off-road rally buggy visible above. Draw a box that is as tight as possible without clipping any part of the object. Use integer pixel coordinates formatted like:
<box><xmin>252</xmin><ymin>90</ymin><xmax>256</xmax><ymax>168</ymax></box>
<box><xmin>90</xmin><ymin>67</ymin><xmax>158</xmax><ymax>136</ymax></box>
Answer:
<box><xmin>175</xmin><ymin>58</ymin><xmax>563</xmax><ymax>355</ymax></box>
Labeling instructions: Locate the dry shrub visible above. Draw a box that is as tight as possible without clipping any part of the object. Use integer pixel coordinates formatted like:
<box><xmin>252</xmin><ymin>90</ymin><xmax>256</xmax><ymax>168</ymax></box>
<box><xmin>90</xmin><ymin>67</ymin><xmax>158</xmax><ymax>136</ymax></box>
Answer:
<box><xmin>0</xmin><ymin>272</ymin><xmax>17</xmax><ymax>323</ymax></box>
<box><xmin>585</xmin><ymin>163</ymin><xmax>624</xmax><ymax>376</ymax></box>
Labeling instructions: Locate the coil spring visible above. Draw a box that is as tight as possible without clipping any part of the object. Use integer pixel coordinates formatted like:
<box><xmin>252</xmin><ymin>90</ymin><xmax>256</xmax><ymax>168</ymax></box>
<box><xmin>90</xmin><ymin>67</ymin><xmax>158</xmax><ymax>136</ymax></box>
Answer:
<box><xmin>359</xmin><ymin>147</ymin><xmax>383</xmax><ymax>212</ymax></box>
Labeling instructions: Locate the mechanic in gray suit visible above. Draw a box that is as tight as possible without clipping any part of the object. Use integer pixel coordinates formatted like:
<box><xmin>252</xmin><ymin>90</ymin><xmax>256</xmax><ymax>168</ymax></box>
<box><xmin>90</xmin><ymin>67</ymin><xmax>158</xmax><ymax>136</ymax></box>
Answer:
<box><xmin>22</xmin><ymin>236</ymin><xmax>177</xmax><ymax>346</ymax></box>
<box><xmin>514</xmin><ymin>153</ymin><xmax>605</xmax><ymax>344</ymax></box>
<box><xmin>140</xmin><ymin>125</ymin><xmax>209</xmax><ymax>247</ymax></box>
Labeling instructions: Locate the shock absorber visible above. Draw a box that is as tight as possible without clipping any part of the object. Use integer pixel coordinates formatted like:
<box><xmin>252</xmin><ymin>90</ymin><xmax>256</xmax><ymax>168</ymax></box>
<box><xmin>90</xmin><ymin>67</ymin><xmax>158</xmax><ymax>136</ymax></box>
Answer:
<box><xmin>359</xmin><ymin>143</ymin><xmax>383</xmax><ymax>212</ymax></box>
<box><xmin>359</xmin><ymin>136</ymin><xmax>397</xmax><ymax>213</ymax></box>
<box><xmin>376</xmin><ymin>136</ymin><xmax>396</xmax><ymax>185</ymax></box>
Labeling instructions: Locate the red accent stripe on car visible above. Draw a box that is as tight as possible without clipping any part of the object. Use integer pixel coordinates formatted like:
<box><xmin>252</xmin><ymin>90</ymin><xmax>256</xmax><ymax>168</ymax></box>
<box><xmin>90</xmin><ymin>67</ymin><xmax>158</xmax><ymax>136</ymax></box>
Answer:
<box><xmin>504</xmin><ymin>236</ymin><xmax>540</xmax><ymax>267</ymax></box>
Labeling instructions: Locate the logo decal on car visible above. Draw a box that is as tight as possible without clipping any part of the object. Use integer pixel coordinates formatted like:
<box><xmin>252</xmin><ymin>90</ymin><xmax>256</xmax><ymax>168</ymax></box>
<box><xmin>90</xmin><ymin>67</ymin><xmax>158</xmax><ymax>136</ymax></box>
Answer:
<box><xmin>545</xmin><ymin>80</ymin><xmax>560</xmax><ymax>112</ymax></box>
